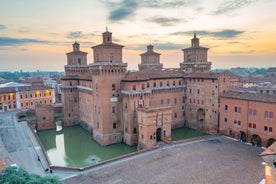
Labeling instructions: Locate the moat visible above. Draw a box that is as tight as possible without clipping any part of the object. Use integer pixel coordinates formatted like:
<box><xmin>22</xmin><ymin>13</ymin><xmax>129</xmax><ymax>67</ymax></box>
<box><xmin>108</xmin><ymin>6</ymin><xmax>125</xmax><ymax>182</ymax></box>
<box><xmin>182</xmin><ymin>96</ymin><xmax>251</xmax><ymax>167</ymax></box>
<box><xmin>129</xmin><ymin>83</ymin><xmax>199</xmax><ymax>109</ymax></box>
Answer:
<box><xmin>37</xmin><ymin>126</ymin><xmax>136</xmax><ymax>168</ymax></box>
<box><xmin>37</xmin><ymin>125</ymin><xmax>207</xmax><ymax>168</ymax></box>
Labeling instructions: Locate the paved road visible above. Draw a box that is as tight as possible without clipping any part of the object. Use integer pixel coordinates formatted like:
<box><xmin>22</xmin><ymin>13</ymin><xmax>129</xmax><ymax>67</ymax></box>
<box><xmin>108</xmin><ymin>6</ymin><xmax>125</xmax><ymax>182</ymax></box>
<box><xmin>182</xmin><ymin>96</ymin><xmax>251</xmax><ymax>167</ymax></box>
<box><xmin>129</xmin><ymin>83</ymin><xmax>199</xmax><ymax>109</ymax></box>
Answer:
<box><xmin>64</xmin><ymin>136</ymin><xmax>265</xmax><ymax>184</ymax></box>
<box><xmin>0</xmin><ymin>110</ymin><xmax>75</xmax><ymax>179</ymax></box>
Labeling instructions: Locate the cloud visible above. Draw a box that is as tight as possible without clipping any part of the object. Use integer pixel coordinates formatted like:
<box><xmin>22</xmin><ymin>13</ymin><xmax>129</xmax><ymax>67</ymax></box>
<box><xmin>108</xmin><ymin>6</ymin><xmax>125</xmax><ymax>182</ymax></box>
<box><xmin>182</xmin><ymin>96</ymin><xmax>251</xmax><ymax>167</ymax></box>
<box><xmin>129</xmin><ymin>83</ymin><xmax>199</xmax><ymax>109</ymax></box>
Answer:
<box><xmin>0</xmin><ymin>37</ymin><xmax>49</xmax><ymax>46</ymax></box>
<box><xmin>126</xmin><ymin>43</ymin><xmax>188</xmax><ymax>50</ymax></box>
<box><xmin>230</xmin><ymin>49</ymin><xmax>255</xmax><ymax>54</ymax></box>
<box><xmin>107</xmin><ymin>0</ymin><xmax>139</xmax><ymax>21</ymax></box>
<box><xmin>214</xmin><ymin>0</ymin><xmax>257</xmax><ymax>15</ymax></box>
<box><xmin>67</xmin><ymin>31</ymin><xmax>83</xmax><ymax>39</ymax></box>
<box><xmin>0</xmin><ymin>25</ymin><xmax>7</xmax><ymax>30</ymax></box>
<box><xmin>146</xmin><ymin>16</ymin><xmax>183</xmax><ymax>26</ymax></box>
<box><xmin>104</xmin><ymin>0</ymin><xmax>197</xmax><ymax>21</ymax></box>
<box><xmin>172</xmin><ymin>29</ymin><xmax>244</xmax><ymax>38</ymax></box>
<box><xmin>142</xmin><ymin>0</ymin><xmax>196</xmax><ymax>8</ymax></box>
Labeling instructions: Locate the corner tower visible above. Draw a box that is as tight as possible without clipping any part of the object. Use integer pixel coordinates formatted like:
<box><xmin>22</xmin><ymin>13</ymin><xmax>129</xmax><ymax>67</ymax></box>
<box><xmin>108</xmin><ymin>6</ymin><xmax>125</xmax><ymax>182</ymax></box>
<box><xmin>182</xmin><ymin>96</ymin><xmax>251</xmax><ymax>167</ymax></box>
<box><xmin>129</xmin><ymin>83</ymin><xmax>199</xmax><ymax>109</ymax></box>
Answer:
<box><xmin>90</xmin><ymin>30</ymin><xmax>127</xmax><ymax>146</ymax></box>
<box><xmin>180</xmin><ymin>33</ymin><xmax>211</xmax><ymax>73</ymax></box>
<box><xmin>138</xmin><ymin>45</ymin><xmax>163</xmax><ymax>70</ymax></box>
<box><xmin>61</xmin><ymin>42</ymin><xmax>89</xmax><ymax>126</ymax></box>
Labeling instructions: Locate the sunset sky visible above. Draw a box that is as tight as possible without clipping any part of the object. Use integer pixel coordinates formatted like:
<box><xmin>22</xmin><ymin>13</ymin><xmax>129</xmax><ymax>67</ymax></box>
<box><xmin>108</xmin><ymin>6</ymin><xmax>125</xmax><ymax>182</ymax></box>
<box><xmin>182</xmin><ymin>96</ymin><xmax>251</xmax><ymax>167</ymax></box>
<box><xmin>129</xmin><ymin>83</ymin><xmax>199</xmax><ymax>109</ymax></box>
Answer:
<box><xmin>0</xmin><ymin>0</ymin><xmax>275</xmax><ymax>71</ymax></box>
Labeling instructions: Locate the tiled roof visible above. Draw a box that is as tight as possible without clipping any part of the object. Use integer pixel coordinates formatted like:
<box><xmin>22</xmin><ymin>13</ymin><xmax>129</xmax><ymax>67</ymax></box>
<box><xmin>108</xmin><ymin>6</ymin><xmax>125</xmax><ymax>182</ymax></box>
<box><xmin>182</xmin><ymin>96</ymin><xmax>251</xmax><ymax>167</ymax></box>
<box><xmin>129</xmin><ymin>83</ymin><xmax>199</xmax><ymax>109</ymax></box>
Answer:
<box><xmin>122</xmin><ymin>68</ymin><xmax>184</xmax><ymax>81</ymax></box>
<box><xmin>260</xmin><ymin>142</ymin><xmax>276</xmax><ymax>156</ymax></box>
<box><xmin>184</xmin><ymin>72</ymin><xmax>222</xmax><ymax>79</ymax></box>
<box><xmin>92</xmin><ymin>42</ymin><xmax>124</xmax><ymax>48</ymax></box>
<box><xmin>0</xmin><ymin>82</ymin><xmax>29</xmax><ymax>88</ymax></box>
<box><xmin>220</xmin><ymin>90</ymin><xmax>276</xmax><ymax>103</ymax></box>
<box><xmin>267</xmin><ymin>67</ymin><xmax>276</xmax><ymax>72</ymax></box>
<box><xmin>0</xmin><ymin>85</ymin><xmax>52</xmax><ymax>93</ymax></box>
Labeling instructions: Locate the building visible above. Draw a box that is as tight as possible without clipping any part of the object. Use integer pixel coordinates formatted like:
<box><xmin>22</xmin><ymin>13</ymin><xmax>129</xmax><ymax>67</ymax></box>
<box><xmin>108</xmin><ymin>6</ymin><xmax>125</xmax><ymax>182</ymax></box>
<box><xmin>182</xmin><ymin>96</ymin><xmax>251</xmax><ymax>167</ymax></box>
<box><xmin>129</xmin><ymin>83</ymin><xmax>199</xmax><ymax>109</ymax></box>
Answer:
<box><xmin>0</xmin><ymin>83</ymin><xmax>56</xmax><ymax>112</ymax></box>
<box><xmin>219</xmin><ymin>90</ymin><xmax>276</xmax><ymax>147</ymax></box>
<box><xmin>266</xmin><ymin>67</ymin><xmax>276</xmax><ymax>78</ymax></box>
<box><xmin>61</xmin><ymin>30</ymin><xmax>231</xmax><ymax>149</ymax></box>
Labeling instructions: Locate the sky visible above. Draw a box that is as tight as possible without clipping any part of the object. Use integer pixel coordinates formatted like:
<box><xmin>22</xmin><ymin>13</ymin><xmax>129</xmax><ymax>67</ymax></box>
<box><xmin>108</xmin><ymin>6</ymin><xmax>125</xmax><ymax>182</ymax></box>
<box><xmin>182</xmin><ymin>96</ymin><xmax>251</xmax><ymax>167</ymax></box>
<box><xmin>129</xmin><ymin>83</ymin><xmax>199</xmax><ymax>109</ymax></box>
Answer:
<box><xmin>0</xmin><ymin>0</ymin><xmax>275</xmax><ymax>72</ymax></box>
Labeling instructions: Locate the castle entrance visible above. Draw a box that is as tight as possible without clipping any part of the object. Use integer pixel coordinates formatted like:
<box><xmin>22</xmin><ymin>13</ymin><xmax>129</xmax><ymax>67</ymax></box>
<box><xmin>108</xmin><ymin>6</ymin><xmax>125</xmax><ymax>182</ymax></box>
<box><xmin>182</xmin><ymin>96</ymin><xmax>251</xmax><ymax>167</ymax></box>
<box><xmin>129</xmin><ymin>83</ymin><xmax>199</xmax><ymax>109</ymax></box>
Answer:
<box><xmin>240</xmin><ymin>131</ymin><xmax>246</xmax><ymax>142</ymax></box>
<box><xmin>156</xmin><ymin>128</ymin><xmax>162</xmax><ymax>142</ymax></box>
<box><xmin>196</xmin><ymin>108</ymin><xmax>205</xmax><ymax>129</ymax></box>
<box><xmin>251</xmin><ymin>134</ymin><xmax>262</xmax><ymax>147</ymax></box>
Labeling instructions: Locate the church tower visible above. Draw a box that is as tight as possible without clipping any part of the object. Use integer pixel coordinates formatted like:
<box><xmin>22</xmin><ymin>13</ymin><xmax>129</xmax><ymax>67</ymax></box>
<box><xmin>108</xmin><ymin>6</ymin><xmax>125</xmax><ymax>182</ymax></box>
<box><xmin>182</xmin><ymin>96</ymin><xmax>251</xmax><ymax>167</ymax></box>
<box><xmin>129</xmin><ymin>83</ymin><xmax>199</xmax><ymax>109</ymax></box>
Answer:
<box><xmin>138</xmin><ymin>45</ymin><xmax>163</xmax><ymax>70</ymax></box>
<box><xmin>62</xmin><ymin>42</ymin><xmax>88</xmax><ymax>126</ymax></box>
<box><xmin>180</xmin><ymin>33</ymin><xmax>211</xmax><ymax>73</ymax></box>
<box><xmin>90</xmin><ymin>30</ymin><xmax>127</xmax><ymax>146</ymax></box>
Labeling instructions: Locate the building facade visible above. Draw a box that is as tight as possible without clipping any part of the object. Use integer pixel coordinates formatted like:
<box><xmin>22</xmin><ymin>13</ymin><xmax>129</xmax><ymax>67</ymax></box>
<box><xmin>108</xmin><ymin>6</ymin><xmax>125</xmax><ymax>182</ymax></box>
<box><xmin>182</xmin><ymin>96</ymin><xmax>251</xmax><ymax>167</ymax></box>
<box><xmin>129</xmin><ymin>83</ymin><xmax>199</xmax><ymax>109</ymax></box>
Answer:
<box><xmin>0</xmin><ymin>84</ymin><xmax>55</xmax><ymax>112</ymax></box>
<box><xmin>61</xmin><ymin>30</ymin><xmax>231</xmax><ymax>149</ymax></box>
<box><xmin>220</xmin><ymin>91</ymin><xmax>276</xmax><ymax>147</ymax></box>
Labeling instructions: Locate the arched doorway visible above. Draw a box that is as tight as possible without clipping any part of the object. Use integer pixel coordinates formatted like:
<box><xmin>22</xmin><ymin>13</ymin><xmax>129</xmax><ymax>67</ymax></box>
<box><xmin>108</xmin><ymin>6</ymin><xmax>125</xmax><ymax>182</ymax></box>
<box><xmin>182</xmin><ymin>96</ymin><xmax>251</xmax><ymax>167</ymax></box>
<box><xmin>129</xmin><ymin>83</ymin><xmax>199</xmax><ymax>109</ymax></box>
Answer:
<box><xmin>240</xmin><ymin>131</ymin><xmax>246</xmax><ymax>142</ymax></box>
<box><xmin>56</xmin><ymin>120</ymin><xmax>63</xmax><ymax>131</ymax></box>
<box><xmin>267</xmin><ymin>138</ymin><xmax>275</xmax><ymax>147</ymax></box>
<box><xmin>251</xmin><ymin>134</ymin><xmax>262</xmax><ymax>147</ymax></box>
<box><xmin>197</xmin><ymin>108</ymin><xmax>205</xmax><ymax>129</ymax></box>
<box><xmin>156</xmin><ymin>128</ymin><xmax>162</xmax><ymax>142</ymax></box>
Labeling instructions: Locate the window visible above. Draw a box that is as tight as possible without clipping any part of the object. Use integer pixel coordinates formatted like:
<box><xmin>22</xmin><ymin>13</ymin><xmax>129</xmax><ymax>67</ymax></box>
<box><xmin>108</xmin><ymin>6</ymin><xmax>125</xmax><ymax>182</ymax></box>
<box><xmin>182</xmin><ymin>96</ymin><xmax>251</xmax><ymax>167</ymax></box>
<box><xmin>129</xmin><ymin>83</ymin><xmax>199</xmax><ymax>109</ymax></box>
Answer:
<box><xmin>269</xmin><ymin>112</ymin><xmax>274</xmax><ymax>119</ymax></box>
<box><xmin>132</xmin><ymin>85</ymin><xmax>136</xmax><ymax>90</ymax></box>
<box><xmin>234</xmin><ymin>120</ymin><xmax>237</xmax><ymax>124</ymax></box>
<box><xmin>174</xmin><ymin>112</ymin><xmax>177</xmax><ymax>118</ymax></box>
<box><xmin>133</xmin><ymin>128</ymin><xmax>137</xmax><ymax>134</ymax></box>
<box><xmin>189</xmin><ymin>99</ymin><xmax>192</xmax><ymax>103</ymax></box>
<box><xmin>224</xmin><ymin>118</ymin><xmax>227</xmax><ymax>123</ymax></box>
<box><xmin>253</xmin><ymin>109</ymin><xmax>257</xmax><ymax>116</ymax></box>
<box><xmin>197</xmin><ymin>89</ymin><xmax>200</xmax><ymax>94</ymax></box>
<box><xmin>112</xmin><ymin>84</ymin><xmax>115</xmax><ymax>91</ymax></box>
<box><xmin>212</xmin><ymin>90</ymin><xmax>215</xmax><ymax>96</ymax></box>
<box><xmin>77</xmin><ymin>58</ymin><xmax>81</xmax><ymax>65</ymax></box>
<box><xmin>189</xmin><ymin>88</ymin><xmax>192</xmax><ymax>94</ymax></box>
<box><xmin>20</xmin><ymin>95</ymin><xmax>23</xmax><ymax>99</ymax></box>
<box><xmin>193</xmin><ymin>99</ymin><xmax>195</xmax><ymax>104</ymax></box>
<box><xmin>253</xmin><ymin>124</ymin><xmax>256</xmax><ymax>129</ymax></box>
<box><xmin>238</xmin><ymin>107</ymin><xmax>241</xmax><ymax>113</ymax></box>
<box><xmin>265</xmin><ymin>111</ymin><xmax>268</xmax><ymax>118</ymax></box>
<box><xmin>167</xmin><ymin>81</ymin><xmax>169</xmax><ymax>86</ymax></box>
<box><xmin>142</xmin><ymin>84</ymin><xmax>145</xmax><ymax>90</ymax></box>
<box><xmin>197</xmin><ymin>99</ymin><xmax>199</xmax><ymax>104</ymax></box>
<box><xmin>249</xmin><ymin>109</ymin><xmax>252</xmax><ymax>115</ymax></box>
<box><xmin>182</xmin><ymin>97</ymin><xmax>185</xmax><ymax>103</ymax></box>
<box><xmin>30</xmin><ymin>94</ymin><xmax>32</xmax><ymax>98</ymax></box>
<box><xmin>161</xmin><ymin>99</ymin><xmax>164</xmax><ymax>105</ymax></box>
<box><xmin>249</xmin><ymin>123</ymin><xmax>252</xmax><ymax>128</ymax></box>
<box><xmin>153</xmin><ymin>82</ymin><xmax>156</xmax><ymax>87</ymax></box>
<box><xmin>269</xmin><ymin>127</ymin><xmax>273</xmax><ymax>132</ymax></box>
<box><xmin>167</xmin><ymin>99</ymin><xmax>170</xmax><ymax>104</ymax></box>
<box><xmin>225</xmin><ymin>105</ymin><xmax>228</xmax><ymax>111</ymax></box>
<box><xmin>74</xmin><ymin>97</ymin><xmax>77</xmax><ymax>103</ymax></box>
<box><xmin>147</xmin><ymin>82</ymin><xmax>150</xmax><ymax>88</ymax></box>
<box><xmin>112</xmin><ymin>107</ymin><xmax>115</xmax><ymax>113</ymax></box>
<box><xmin>234</xmin><ymin>106</ymin><xmax>238</xmax><ymax>113</ymax></box>
<box><xmin>25</xmin><ymin>94</ymin><xmax>28</xmax><ymax>98</ymax></box>
<box><xmin>264</xmin><ymin>126</ymin><xmax>268</xmax><ymax>131</ymax></box>
<box><xmin>173</xmin><ymin>81</ymin><xmax>175</xmax><ymax>86</ymax></box>
<box><xmin>113</xmin><ymin>123</ymin><xmax>116</xmax><ymax>129</ymax></box>
<box><xmin>179</xmin><ymin>80</ymin><xmax>181</xmax><ymax>85</ymax></box>
<box><xmin>125</xmin><ymin>103</ymin><xmax>127</xmax><ymax>109</ymax></box>
<box><xmin>238</xmin><ymin>121</ymin><xmax>241</xmax><ymax>126</ymax></box>
<box><xmin>160</xmin><ymin>81</ymin><xmax>163</xmax><ymax>87</ymax></box>
<box><xmin>174</xmin><ymin>98</ymin><xmax>177</xmax><ymax>104</ymax></box>
<box><xmin>201</xmin><ymin>100</ymin><xmax>204</xmax><ymax>105</ymax></box>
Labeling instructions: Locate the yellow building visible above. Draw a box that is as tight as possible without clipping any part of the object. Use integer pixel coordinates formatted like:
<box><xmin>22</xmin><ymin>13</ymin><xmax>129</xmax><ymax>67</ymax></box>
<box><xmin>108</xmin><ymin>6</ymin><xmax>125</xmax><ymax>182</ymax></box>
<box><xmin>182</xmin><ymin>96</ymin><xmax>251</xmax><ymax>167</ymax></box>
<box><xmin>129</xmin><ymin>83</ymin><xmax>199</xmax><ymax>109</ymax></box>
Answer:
<box><xmin>0</xmin><ymin>83</ymin><xmax>55</xmax><ymax>112</ymax></box>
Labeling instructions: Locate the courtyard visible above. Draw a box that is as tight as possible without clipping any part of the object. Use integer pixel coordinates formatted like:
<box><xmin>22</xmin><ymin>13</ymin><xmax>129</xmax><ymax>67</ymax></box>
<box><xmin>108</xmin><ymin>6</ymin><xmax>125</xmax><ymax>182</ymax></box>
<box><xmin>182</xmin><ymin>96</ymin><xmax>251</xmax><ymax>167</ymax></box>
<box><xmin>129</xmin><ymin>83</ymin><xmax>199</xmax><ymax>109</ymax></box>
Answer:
<box><xmin>64</xmin><ymin>136</ymin><xmax>264</xmax><ymax>184</ymax></box>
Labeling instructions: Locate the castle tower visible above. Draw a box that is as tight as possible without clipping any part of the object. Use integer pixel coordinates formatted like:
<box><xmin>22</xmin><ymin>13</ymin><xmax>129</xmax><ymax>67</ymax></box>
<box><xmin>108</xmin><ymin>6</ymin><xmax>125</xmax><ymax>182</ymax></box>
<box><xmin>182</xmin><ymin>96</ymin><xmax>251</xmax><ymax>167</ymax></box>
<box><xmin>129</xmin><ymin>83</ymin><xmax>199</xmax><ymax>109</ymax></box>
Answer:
<box><xmin>90</xmin><ymin>30</ymin><xmax>127</xmax><ymax>146</ymax></box>
<box><xmin>138</xmin><ymin>45</ymin><xmax>163</xmax><ymax>70</ymax></box>
<box><xmin>61</xmin><ymin>42</ymin><xmax>89</xmax><ymax>126</ymax></box>
<box><xmin>180</xmin><ymin>33</ymin><xmax>211</xmax><ymax>73</ymax></box>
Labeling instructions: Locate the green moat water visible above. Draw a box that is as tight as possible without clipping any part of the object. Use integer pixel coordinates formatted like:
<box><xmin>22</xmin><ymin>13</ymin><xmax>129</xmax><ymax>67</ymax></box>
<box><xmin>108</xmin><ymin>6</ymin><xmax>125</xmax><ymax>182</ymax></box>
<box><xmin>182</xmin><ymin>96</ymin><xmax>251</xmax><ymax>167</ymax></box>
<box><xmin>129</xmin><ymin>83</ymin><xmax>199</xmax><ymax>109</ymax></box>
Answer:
<box><xmin>37</xmin><ymin>126</ymin><xmax>136</xmax><ymax>168</ymax></box>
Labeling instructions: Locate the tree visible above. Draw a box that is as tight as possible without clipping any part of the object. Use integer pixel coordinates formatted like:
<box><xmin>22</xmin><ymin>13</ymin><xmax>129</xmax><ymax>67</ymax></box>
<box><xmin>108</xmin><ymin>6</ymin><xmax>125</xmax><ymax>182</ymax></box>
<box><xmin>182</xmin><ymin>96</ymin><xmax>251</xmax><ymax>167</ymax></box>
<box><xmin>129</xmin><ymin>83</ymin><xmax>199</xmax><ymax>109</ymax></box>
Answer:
<box><xmin>0</xmin><ymin>166</ymin><xmax>62</xmax><ymax>184</ymax></box>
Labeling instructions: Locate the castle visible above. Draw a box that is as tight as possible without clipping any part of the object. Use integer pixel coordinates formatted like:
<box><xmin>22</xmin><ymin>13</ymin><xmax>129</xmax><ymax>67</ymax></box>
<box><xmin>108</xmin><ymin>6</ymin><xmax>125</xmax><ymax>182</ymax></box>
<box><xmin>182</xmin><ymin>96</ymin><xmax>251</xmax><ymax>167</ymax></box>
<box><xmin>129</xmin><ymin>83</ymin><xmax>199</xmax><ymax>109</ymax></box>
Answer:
<box><xmin>61</xmin><ymin>30</ymin><xmax>230</xmax><ymax>149</ymax></box>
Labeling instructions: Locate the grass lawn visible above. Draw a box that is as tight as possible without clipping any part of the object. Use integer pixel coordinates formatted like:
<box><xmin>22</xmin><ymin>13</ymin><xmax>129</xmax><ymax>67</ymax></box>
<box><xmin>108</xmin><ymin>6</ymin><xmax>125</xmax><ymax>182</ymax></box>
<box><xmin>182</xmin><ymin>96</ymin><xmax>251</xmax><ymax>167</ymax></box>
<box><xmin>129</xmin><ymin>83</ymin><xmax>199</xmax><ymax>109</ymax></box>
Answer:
<box><xmin>171</xmin><ymin>127</ymin><xmax>208</xmax><ymax>141</ymax></box>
